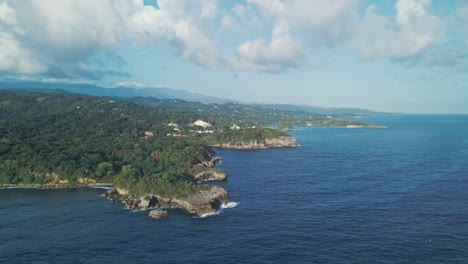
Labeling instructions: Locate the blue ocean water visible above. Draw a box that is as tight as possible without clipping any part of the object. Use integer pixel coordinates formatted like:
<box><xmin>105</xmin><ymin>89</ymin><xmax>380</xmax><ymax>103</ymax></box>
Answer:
<box><xmin>1</xmin><ymin>115</ymin><xmax>468</xmax><ymax>264</ymax></box>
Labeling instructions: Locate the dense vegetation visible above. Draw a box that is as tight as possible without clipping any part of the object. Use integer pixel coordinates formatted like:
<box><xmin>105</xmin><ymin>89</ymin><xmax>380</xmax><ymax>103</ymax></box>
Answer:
<box><xmin>0</xmin><ymin>91</ymin><xmax>213</xmax><ymax>196</ymax></box>
<box><xmin>202</xmin><ymin>128</ymin><xmax>291</xmax><ymax>146</ymax></box>
<box><xmin>130</xmin><ymin>97</ymin><xmax>370</xmax><ymax>129</ymax></box>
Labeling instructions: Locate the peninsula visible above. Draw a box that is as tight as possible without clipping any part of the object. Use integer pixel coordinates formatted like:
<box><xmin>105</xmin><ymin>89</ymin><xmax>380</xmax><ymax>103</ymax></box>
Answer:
<box><xmin>0</xmin><ymin>90</ymin><xmax>373</xmax><ymax>217</ymax></box>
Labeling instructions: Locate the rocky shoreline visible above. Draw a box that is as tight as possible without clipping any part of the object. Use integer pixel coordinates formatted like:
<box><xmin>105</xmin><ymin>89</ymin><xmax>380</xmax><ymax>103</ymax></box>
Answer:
<box><xmin>0</xmin><ymin>140</ymin><xmax>298</xmax><ymax>219</ymax></box>
<box><xmin>1</xmin><ymin>183</ymin><xmax>230</xmax><ymax>218</ymax></box>
<box><xmin>211</xmin><ymin>136</ymin><xmax>298</xmax><ymax>150</ymax></box>
<box><xmin>103</xmin><ymin>186</ymin><xmax>229</xmax><ymax>217</ymax></box>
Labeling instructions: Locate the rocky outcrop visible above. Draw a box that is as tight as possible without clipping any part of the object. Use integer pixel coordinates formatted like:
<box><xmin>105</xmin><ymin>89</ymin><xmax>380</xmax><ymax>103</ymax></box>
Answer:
<box><xmin>198</xmin><ymin>156</ymin><xmax>222</xmax><ymax>168</ymax></box>
<box><xmin>148</xmin><ymin>210</ymin><xmax>168</xmax><ymax>219</ymax></box>
<box><xmin>115</xmin><ymin>186</ymin><xmax>229</xmax><ymax>217</ymax></box>
<box><xmin>194</xmin><ymin>169</ymin><xmax>227</xmax><ymax>181</ymax></box>
<box><xmin>211</xmin><ymin>136</ymin><xmax>298</xmax><ymax>149</ymax></box>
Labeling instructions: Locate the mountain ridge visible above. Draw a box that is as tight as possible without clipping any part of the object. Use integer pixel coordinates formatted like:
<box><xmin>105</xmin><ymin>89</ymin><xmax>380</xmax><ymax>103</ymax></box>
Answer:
<box><xmin>0</xmin><ymin>81</ymin><xmax>383</xmax><ymax>116</ymax></box>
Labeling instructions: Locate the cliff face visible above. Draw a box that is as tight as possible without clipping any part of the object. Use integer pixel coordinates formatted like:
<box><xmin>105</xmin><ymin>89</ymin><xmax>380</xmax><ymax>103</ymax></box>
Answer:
<box><xmin>194</xmin><ymin>169</ymin><xmax>227</xmax><ymax>181</ymax></box>
<box><xmin>117</xmin><ymin>186</ymin><xmax>229</xmax><ymax>217</ymax></box>
<box><xmin>211</xmin><ymin>136</ymin><xmax>298</xmax><ymax>149</ymax></box>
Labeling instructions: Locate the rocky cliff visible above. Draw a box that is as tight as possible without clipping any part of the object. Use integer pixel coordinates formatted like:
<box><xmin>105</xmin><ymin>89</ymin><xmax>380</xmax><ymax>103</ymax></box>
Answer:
<box><xmin>116</xmin><ymin>186</ymin><xmax>229</xmax><ymax>217</ymax></box>
<box><xmin>211</xmin><ymin>136</ymin><xmax>298</xmax><ymax>149</ymax></box>
<box><xmin>194</xmin><ymin>169</ymin><xmax>227</xmax><ymax>181</ymax></box>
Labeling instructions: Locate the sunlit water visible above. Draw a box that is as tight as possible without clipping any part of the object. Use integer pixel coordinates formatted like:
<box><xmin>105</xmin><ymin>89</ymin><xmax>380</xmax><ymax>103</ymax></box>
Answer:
<box><xmin>1</xmin><ymin>115</ymin><xmax>468</xmax><ymax>263</ymax></box>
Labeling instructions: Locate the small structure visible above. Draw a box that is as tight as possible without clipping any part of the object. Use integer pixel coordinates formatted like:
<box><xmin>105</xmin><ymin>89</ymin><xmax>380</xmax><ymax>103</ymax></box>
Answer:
<box><xmin>193</xmin><ymin>119</ymin><xmax>211</xmax><ymax>128</ymax></box>
<box><xmin>141</xmin><ymin>131</ymin><xmax>154</xmax><ymax>140</ymax></box>
<box><xmin>230</xmin><ymin>124</ymin><xmax>240</xmax><ymax>130</ymax></box>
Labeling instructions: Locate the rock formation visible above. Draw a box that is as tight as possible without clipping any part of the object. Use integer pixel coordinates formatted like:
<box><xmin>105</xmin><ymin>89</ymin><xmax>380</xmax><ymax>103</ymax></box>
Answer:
<box><xmin>116</xmin><ymin>186</ymin><xmax>229</xmax><ymax>217</ymax></box>
<box><xmin>148</xmin><ymin>210</ymin><xmax>168</xmax><ymax>219</ymax></box>
<box><xmin>194</xmin><ymin>169</ymin><xmax>227</xmax><ymax>181</ymax></box>
<box><xmin>211</xmin><ymin>136</ymin><xmax>298</xmax><ymax>149</ymax></box>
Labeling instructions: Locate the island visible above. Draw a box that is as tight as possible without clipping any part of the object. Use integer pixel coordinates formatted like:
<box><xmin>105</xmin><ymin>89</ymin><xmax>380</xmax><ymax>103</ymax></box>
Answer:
<box><xmin>0</xmin><ymin>90</ymin><xmax>377</xmax><ymax>217</ymax></box>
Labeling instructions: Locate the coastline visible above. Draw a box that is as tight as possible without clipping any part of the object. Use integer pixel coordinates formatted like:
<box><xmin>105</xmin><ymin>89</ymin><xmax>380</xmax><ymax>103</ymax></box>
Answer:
<box><xmin>0</xmin><ymin>183</ymin><xmax>113</xmax><ymax>189</ymax></box>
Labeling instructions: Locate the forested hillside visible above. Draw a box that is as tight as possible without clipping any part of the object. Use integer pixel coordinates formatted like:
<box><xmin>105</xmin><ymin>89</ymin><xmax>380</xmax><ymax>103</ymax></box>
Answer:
<box><xmin>0</xmin><ymin>91</ymin><xmax>216</xmax><ymax>196</ymax></box>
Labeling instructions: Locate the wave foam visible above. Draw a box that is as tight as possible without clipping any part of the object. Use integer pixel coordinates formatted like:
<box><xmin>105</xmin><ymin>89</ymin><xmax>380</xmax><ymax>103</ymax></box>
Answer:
<box><xmin>198</xmin><ymin>211</ymin><xmax>222</xmax><ymax>218</ymax></box>
<box><xmin>194</xmin><ymin>201</ymin><xmax>239</xmax><ymax>218</ymax></box>
<box><xmin>221</xmin><ymin>202</ymin><xmax>238</xmax><ymax>209</ymax></box>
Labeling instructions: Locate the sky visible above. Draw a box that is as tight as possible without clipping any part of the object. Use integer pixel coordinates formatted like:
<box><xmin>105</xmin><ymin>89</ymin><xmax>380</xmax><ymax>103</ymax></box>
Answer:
<box><xmin>0</xmin><ymin>0</ymin><xmax>467</xmax><ymax>114</ymax></box>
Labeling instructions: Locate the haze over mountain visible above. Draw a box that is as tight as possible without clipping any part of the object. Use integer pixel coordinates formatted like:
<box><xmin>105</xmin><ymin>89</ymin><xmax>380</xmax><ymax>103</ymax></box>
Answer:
<box><xmin>0</xmin><ymin>81</ymin><xmax>382</xmax><ymax>116</ymax></box>
<box><xmin>0</xmin><ymin>81</ymin><xmax>230</xmax><ymax>104</ymax></box>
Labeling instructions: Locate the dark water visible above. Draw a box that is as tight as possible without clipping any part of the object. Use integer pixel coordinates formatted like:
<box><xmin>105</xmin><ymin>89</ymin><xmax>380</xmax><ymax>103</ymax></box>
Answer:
<box><xmin>1</xmin><ymin>115</ymin><xmax>468</xmax><ymax>264</ymax></box>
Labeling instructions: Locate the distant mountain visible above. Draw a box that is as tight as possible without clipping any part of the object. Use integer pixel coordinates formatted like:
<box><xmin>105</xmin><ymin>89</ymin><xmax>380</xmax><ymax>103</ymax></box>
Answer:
<box><xmin>256</xmin><ymin>104</ymin><xmax>385</xmax><ymax>117</ymax></box>
<box><xmin>0</xmin><ymin>81</ymin><xmax>231</xmax><ymax>104</ymax></box>
<box><xmin>0</xmin><ymin>81</ymin><xmax>384</xmax><ymax>116</ymax></box>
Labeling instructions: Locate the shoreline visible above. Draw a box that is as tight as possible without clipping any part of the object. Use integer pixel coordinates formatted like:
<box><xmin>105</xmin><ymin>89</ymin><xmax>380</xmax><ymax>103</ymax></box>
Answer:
<box><xmin>0</xmin><ymin>183</ymin><xmax>113</xmax><ymax>190</ymax></box>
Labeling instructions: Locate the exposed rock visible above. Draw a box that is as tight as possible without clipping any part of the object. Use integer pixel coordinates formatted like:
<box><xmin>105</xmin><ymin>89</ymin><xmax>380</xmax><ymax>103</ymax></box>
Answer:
<box><xmin>212</xmin><ymin>136</ymin><xmax>298</xmax><ymax>149</ymax></box>
<box><xmin>77</xmin><ymin>177</ymin><xmax>97</xmax><ymax>184</ymax></box>
<box><xmin>138</xmin><ymin>195</ymin><xmax>158</xmax><ymax>209</ymax></box>
<box><xmin>119</xmin><ymin>186</ymin><xmax>229</xmax><ymax>217</ymax></box>
<box><xmin>116</xmin><ymin>188</ymin><xmax>129</xmax><ymax>195</ymax></box>
<box><xmin>197</xmin><ymin>156</ymin><xmax>222</xmax><ymax>168</ymax></box>
<box><xmin>195</xmin><ymin>169</ymin><xmax>227</xmax><ymax>181</ymax></box>
<box><xmin>155</xmin><ymin>196</ymin><xmax>172</xmax><ymax>207</ymax></box>
<box><xmin>138</xmin><ymin>196</ymin><xmax>151</xmax><ymax>209</ymax></box>
<box><xmin>148</xmin><ymin>210</ymin><xmax>168</xmax><ymax>219</ymax></box>
<box><xmin>172</xmin><ymin>186</ymin><xmax>229</xmax><ymax>216</ymax></box>
<box><xmin>264</xmin><ymin>136</ymin><xmax>297</xmax><ymax>147</ymax></box>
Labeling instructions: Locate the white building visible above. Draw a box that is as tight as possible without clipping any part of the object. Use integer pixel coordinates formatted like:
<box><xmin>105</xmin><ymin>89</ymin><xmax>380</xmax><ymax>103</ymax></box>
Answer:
<box><xmin>193</xmin><ymin>119</ymin><xmax>211</xmax><ymax>128</ymax></box>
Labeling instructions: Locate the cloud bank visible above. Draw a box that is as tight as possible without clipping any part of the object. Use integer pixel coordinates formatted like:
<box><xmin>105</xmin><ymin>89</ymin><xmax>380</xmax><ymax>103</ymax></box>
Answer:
<box><xmin>0</xmin><ymin>0</ymin><xmax>464</xmax><ymax>78</ymax></box>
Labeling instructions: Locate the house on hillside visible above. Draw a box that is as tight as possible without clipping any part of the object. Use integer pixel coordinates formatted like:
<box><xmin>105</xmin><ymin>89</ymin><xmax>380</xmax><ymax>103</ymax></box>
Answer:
<box><xmin>230</xmin><ymin>124</ymin><xmax>240</xmax><ymax>130</ymax></box>
<box><xmin>141</xmin><ymin>131</ymin><xmax>154</xmax><ymax>140</ymax></box>
<box><xmin>193</xmin><ymin>119</ymin><xmax>211</xmax><ymax>128</ymax></box>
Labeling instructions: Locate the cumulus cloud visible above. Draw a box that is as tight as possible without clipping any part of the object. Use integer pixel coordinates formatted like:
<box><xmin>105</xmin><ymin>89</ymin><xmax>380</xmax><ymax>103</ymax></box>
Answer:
<box><xmin>232</xmin><ymin>21</ymin><xmax>303</xmax><ymax>72</ymax></box>
<box><xmin>249</xmin><ymin>0</ymin><xmax>358</xmax><ymax>45</ymax></box>
<box><xmin>230</xmin><ymin>0</ymin><xmax>359</xmax><ymax>71</ymax></box>
<box><xmin>0</xmin><ymin>0</ymin><xmax>223</xmax><ymax>78</ymax></box>
<box><xmin>0</xmin><ymin>0</ymin><xmax>459</xmax><ymax>76</ymax></box>
<box><xmin>0</xmin><ymin>0</ymin><xmax>125</xmax><ymax>77</ymax></box>
<box><xmin>356</xmin><ymin>0</ymin><xmax>445</xmax><ymax>59</ymax></box>
<box><xmin>124</xmin><ymin>0</ymin><xmax>223</xmax><ymax>67</ymax></box>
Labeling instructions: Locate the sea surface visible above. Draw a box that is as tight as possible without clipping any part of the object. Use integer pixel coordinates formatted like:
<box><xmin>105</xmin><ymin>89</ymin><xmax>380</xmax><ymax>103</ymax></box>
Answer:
<box><xmin>1</xmin><ymin>115</ymin><xmax>468</xmax><ymax>264</ymax></box>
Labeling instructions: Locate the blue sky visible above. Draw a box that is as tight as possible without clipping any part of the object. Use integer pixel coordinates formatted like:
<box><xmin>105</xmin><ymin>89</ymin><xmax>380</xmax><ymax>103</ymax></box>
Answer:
<box><xmin>0</xmin><ymin>0</ymin><xmax>467</xmax><ymax>113</ymax></box>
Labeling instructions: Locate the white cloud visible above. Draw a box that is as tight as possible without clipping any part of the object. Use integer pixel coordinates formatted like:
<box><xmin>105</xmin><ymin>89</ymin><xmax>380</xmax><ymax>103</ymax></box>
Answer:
<box><xmin>232</xmin><ymin>21</ymin><xmax>303</xmax><ymax>72</ymax></box>
<box><xmin>230</xmin><ymin>0</ymin><xmax>359</xmax><ymax>72</ymax></box>
<box><xmin>0</xmin><ymin>0</ymin><xmax>457</xmax><ymax>76</ymax></box>
<box><xmin>125</xmin><ymin>0</ymin><xmax>223</xmax><ymax>68</ymax></box>
<box><xmin>455</xmin><ymin>0</ymin><xmax>468</xmax><ymax>42</ymax></box>
<box><xmin>248</xmin><ymin>0</ymin><xmax>359</xmax><ymax>45</ymax></box>
<box><xmin>0</xmin><ymin>2</ymin><xmax>45</xmax><ymax>74</ymax></box>
<box><xmin>0</xmin><ymin>0</ymin><xmax>223</xmax><ymax>77</ymax></box>
<box><xmin>357</xmin><ymin>0</ymin><xmax>444</xmax><ymax>59</ymax></box>
<box><xmin>0</xmin><ymin>0</ymin><xmax>125</xmax><ymax>76</ymax></box>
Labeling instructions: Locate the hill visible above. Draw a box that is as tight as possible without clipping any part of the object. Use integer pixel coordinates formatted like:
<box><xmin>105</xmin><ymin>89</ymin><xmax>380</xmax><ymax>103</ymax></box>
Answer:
<box><xmin>0</xmin><ymin>81</ymin><xmax>383</xmax><ymax>116</ymax></box>
<box><xmin>0</xmin><ymin>90</ymin><xmax>301</xmax><ymax>215</ymax></box>
<box><xmin>0</xmin><ymin>81</ymin><xmax>230</xmax><ymax>104</ymax></box>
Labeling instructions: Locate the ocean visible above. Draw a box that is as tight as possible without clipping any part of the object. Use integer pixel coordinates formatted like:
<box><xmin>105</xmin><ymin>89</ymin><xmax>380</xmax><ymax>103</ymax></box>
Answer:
<box><xmin>1</xmin><ymin>115</ymin><xmax>468</xmax><ymax>263</ymax></box>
